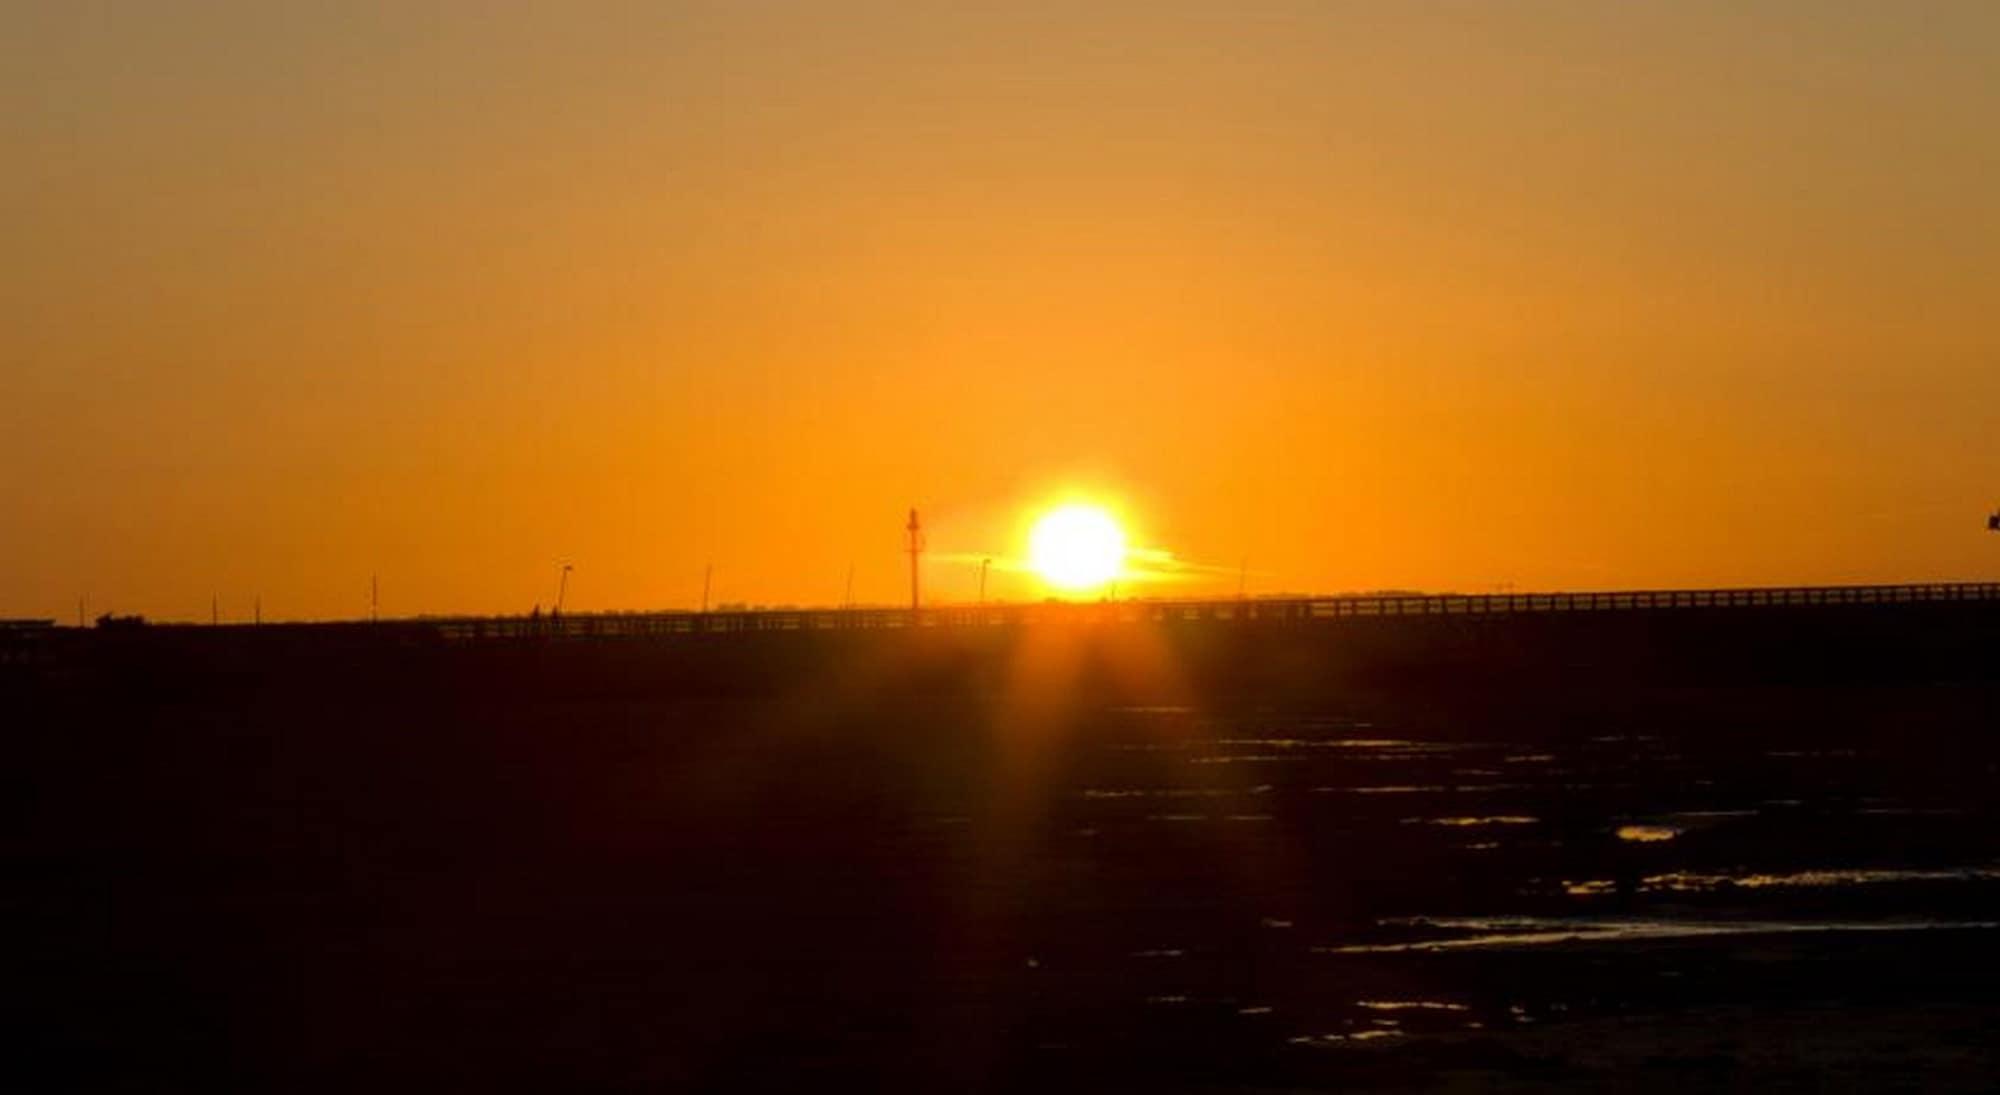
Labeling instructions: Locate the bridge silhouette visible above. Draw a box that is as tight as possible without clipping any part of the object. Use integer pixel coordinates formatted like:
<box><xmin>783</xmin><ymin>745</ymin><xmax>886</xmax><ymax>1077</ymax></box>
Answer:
<box><xmin>426</xmin><ymin>581</ymin><xmax>2000</xmax><ymax>642</ymax></box>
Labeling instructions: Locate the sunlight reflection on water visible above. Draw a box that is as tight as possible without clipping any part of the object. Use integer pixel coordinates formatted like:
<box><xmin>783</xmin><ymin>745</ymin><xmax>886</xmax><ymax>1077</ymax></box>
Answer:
<box><xmin>1289</xmin><ymin>1029</ymin><xmax>1406</xmax><ymax>1046</ymax></box>
<box><xmin>1404</xmin><ymin>815</ymin><xmax>1539</xmax><ymax>827</ymax></box>
<box><xmin>1562</xmin><ymin>865</ymin><xmax>2000</xmax><ymax>896</ymax></box>
<box><xmin>1318</xmin><ymin>916</ymin><xmax>2000</xmax><ymax>953</ymax></box>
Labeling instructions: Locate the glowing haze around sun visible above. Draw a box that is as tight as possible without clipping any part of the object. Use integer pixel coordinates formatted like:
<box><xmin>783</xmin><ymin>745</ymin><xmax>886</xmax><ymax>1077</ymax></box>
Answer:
<box><xmin>1028</xmin><ymin>504</ymin><xmax>1127</xmax><ymax>593</ymax></box>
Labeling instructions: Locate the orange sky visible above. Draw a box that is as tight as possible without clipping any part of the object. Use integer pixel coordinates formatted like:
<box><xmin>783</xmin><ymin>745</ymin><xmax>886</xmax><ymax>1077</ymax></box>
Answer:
<box><xmin>5</xmin><ymin>3</ymin><xmax>1998</xmax><ymax>621</ymax></box>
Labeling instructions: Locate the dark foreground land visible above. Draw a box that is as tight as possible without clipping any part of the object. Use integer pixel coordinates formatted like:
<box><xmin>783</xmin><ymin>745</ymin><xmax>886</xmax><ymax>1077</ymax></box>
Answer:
<box><xmin>6</xmin><ymin>599</ymin><xmax>2000</xmax><ymax>1091</ymax></box>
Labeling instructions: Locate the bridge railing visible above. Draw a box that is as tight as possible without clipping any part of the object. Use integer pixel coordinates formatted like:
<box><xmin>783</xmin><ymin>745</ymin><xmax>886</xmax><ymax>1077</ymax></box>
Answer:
<box><xmin>425</xmin><ymin>581</ymin><xmax>2000</xmax><ymax>642</ymax></box>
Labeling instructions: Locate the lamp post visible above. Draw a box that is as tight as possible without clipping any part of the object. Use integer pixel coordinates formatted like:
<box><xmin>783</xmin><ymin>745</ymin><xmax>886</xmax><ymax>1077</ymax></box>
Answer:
<box><xmin>906</xmin><ymin>509</ymin><xmax>924</xmax><ymax>612</ymax></box>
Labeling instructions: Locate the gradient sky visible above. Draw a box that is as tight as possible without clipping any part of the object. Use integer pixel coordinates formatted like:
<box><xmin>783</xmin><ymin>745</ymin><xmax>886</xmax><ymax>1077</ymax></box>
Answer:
<box><xmin>5</xmin><ymin>2</ymin><xmax>1998</xmax><ymax>621</ymax></box>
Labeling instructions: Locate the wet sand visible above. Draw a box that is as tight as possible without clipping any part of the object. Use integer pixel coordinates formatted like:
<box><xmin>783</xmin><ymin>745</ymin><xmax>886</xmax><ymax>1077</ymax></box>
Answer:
<box><xmin>6</xmin><ymin>602</ymin><xmax>2000</xmax><ymax>1090</ymax></box>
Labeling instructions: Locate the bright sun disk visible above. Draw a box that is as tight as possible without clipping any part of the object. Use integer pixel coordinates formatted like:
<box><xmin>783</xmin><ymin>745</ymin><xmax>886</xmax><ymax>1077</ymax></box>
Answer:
<box><xmin>1028</xmin><ymin>504</ymin><xmax>1127</xmax><ymax>592</ymax></box>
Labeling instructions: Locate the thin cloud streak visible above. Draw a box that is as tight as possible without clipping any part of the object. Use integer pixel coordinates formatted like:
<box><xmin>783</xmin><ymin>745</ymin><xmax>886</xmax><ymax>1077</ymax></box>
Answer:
<box><xmin>936</xmin><ymin>548</ymin><xmax>1258</xmax><ymax>588</ymax></box>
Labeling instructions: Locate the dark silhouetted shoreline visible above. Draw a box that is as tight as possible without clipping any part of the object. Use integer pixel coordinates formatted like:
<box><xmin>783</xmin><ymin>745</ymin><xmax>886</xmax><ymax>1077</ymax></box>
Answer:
<box><xmin>7</xmin><ymin>588</ymin><xmax>2000</xmax><ymax>1090</ymax></box>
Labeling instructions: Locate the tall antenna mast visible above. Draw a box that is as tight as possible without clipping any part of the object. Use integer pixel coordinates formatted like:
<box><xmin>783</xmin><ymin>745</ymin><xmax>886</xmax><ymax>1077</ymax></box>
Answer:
<box><xmin>979</xmin><ymin>557</ymin><xmax>991</xmax><ymax>604</ymax></box>
<box><xmin>906</xmin><ymin>508</ymin><xmax>925</xmax><ymax>612</ymax></box>
<box><xmin>554</xmin><ymin>563</ymin><xmax>573</xmax><ymax>618</ymax></box>
<box><xmin>844</xmin><ymin>562</ymin><xmax>855</xmax><ymax>610</ymax></box>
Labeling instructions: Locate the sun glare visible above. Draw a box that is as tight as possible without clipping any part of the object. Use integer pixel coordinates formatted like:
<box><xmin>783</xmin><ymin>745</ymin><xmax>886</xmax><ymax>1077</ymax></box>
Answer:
<box><xmin>1028</xmin><ymin>504</ymin><xmax>1127</xmax><ymax>593</ymax></box>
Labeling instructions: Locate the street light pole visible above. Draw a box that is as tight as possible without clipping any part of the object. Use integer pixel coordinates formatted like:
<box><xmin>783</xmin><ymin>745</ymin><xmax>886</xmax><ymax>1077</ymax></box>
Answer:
<box><xmin>905</xmin><ymin>509</ymin><xmax>924</xmax><ymax>612</ymax></box>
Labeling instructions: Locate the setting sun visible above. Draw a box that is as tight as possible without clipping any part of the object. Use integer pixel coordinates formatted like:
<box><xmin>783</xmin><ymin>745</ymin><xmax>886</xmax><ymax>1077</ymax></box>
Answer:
<box><xmin>1027</xmin><ymin>504</ymin><xmax>1127</xmax><ymax>593</ymax></box>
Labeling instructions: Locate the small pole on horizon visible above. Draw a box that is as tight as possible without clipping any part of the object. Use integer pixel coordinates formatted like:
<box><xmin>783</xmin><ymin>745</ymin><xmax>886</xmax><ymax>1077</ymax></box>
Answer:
<box><xmin>905</xmin><ymin>509</ymin><xmax>925</xmax><ymax>613</ymax></box>
<box><xmin>554</xmin><ymin>563</ymin><xmax>572</xmax><ymax>618</ymax></box>
<box><xmin>701</xmin><ymin>564</ymin><xmax>712</xmax><ymax>614</ymax></box>
<box><xmin>979</xmin><ymin>557</ymin><xmax>991</xmax><ymax>605</ymax></box>
<box><xmin>844</xmin><ymin>563</ymin><xmax>855</xmax><ymax>610</ymax></box>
